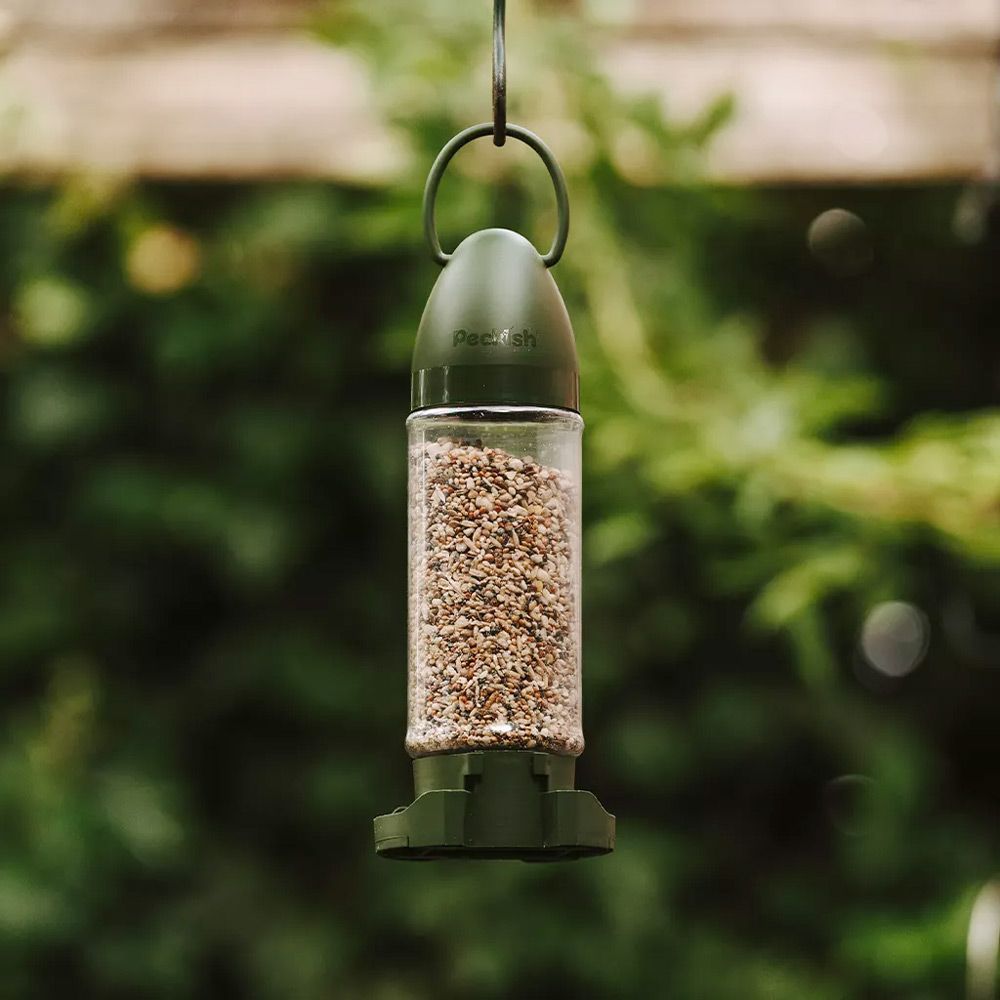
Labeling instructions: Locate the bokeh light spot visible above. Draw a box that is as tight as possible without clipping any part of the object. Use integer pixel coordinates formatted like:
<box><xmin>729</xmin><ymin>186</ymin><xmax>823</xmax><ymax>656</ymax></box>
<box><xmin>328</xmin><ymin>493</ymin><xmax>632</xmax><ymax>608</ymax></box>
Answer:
<box><xmin>807</xmin><ymin>208</ymin><xmax>873</xmax><ymax>276</ymax></box>
<box><xmin>860</xmin><ymin>601</ymin><xmax>929</xmax><ymax>678</ymax></box>
<box><xmin>824</xmin><ymin>774</ymin><xmax>877</xmax><ymax>837</ymax></box>
<box><xmin>126</xmin><ymin>225</ymin><xmax>201</xmax><ymax>295</ymax></box>
<box><xmin>15</xmin><ymin>277</ymin><xmax>89</xmax><ymax>346</ymax></box>
<box><xmin>967</xmin><ymin>880</ymin><xmax>1000</xmax><ymax>1000</ymax></box>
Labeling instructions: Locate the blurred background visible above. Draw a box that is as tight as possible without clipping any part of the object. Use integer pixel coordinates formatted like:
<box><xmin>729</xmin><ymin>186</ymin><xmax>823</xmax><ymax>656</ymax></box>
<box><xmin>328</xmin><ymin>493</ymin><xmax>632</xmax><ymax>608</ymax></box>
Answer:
<box><xmin>1</xmin><ymin>1</ymin><xmax>1000</xmax><ymax>997</ymax></box>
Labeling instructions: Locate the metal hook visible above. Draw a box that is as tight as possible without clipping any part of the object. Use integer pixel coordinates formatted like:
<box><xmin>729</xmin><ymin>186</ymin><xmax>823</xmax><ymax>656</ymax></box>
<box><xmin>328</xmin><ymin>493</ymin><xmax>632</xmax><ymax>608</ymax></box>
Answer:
<box><xmin>493</xmin><ymin>0</ymin><xmax>506</xmax><ymax>146</ymax></box>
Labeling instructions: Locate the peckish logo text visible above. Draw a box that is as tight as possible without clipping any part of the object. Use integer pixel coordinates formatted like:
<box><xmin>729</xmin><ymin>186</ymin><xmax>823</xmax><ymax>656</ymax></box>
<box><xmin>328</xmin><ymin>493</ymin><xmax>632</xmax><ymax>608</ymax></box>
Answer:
<box><xmin>453</xmin><ymin>328</ymin><xmax>537</xmax><ymax>349</ymax></box>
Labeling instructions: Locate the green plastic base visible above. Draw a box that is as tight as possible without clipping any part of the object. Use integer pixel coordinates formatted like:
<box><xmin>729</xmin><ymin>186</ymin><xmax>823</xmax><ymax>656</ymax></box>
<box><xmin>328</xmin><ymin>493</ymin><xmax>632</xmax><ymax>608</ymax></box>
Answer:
<box><xmin>374</xmin><ymin>751</ymin><xmax>615</xmax><ymax>861</ymax></box>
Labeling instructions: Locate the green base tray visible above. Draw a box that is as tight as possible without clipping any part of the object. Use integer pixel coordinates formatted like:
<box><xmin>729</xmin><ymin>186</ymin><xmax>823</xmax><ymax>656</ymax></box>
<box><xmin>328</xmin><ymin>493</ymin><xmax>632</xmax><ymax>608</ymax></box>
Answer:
<box><xmin>374</xmin><ymin>751</ymin><xmax>615</xmax><ymax>862</ymax></box>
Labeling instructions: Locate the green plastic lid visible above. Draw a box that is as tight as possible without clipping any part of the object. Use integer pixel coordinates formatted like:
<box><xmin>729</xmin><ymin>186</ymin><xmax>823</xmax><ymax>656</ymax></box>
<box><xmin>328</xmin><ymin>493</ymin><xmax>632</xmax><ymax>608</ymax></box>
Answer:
<box><xmin>411</xmin><ymin>228</ymin><xmax>579</xmax><ymax>411</ymax></box>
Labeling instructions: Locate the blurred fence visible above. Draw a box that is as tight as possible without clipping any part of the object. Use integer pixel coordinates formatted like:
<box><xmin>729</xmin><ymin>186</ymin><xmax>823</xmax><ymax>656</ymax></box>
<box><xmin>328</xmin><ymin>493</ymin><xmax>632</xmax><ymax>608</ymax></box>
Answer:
<box><xmin>0</xmin><ymin>0</ymin><xmax>997</xmax><ymax>181</ymax></box>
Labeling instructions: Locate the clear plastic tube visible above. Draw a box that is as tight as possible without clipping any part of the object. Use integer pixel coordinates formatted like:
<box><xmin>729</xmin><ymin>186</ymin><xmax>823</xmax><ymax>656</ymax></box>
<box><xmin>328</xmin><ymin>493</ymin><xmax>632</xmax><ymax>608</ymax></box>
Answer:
<box><xmin>406</xmin><ymin>406</ymin><xmax>583</xmax><ymax>757</ymax></box>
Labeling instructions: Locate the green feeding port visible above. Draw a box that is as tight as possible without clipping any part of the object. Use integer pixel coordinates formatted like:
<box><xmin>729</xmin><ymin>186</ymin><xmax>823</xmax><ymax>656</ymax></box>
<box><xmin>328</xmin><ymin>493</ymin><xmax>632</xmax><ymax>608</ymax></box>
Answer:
<box><xmin>373</xmin><ymin>125</ymin><xmax>614</xmax><ymax>861</ymax></box>
<box><xmin>375</xmin><ymin>753</ymin><xmax>614</xmax><ymax>861</ymax></box>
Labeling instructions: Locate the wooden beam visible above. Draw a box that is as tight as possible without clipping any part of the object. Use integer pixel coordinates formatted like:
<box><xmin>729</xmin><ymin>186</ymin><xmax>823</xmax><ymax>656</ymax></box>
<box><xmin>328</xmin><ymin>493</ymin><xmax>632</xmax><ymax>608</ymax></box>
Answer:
<box><xmin>0</xmin><ymin>1</ymin><xmax>994</xmax><ymax>183</ymax></box>
<box><xmin>4</xmin><ymin>0</ymin><xmax>315</xmax><ymax>38</ymax></box>
<box><xmin>601</xmin><ymin>0</ymin><xmax>1000</xmax><ymax>52</ymax></box>
<box><xmin>0</xmin><ymin>37</ymin><xmax>409</xmax><ymax>182</ymax></box>
<box><xmin>609</xmin><ymin>39</ymin><xmax>997</xmax><ymax>183</ymax></box>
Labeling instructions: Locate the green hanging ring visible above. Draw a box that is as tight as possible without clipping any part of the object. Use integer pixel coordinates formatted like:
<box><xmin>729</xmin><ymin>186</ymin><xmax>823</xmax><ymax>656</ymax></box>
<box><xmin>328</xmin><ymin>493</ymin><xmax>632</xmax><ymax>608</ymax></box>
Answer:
<box><xmin>423</xmin><ymin>122</ymin><xmax>570</xmax><ymax>269</ymax></box>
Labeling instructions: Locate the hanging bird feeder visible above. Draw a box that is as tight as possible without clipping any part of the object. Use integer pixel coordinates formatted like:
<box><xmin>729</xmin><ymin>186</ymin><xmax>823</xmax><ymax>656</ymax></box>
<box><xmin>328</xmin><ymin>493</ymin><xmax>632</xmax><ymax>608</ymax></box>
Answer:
<box><xmin>374</xmin><ymin>1</ymin><xmax>615</xmax><ymax>861</ymax></box>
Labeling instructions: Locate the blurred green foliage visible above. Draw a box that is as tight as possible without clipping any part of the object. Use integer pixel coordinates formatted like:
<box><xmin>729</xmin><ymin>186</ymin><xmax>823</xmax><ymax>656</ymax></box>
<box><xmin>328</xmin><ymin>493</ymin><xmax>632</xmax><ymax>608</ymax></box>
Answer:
<box><xmin>1</xmin><ymin>2</ymin><xmax>999</xmax><ymax>997</ymax></box>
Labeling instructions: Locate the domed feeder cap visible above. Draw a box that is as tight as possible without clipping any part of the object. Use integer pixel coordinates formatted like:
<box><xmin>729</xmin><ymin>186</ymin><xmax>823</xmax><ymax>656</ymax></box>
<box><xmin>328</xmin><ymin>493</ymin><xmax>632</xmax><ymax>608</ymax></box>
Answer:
<box><xmin>411</xmin><ymin>228</ymin><xmax>579</xmax><ymax>412</ymax></box>
<box><xmin>374</xmin><ymin>751</ymin><xmax>615</xmax><ymax>862</ymax></box>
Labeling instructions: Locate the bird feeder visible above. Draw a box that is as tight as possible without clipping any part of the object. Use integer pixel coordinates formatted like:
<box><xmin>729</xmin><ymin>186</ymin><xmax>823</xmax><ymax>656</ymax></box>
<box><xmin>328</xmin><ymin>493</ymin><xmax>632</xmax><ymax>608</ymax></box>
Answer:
<box><xmin>373</xmin><ymin>3</ymin><xmax>614</xmax><ymax>861</ymax></box>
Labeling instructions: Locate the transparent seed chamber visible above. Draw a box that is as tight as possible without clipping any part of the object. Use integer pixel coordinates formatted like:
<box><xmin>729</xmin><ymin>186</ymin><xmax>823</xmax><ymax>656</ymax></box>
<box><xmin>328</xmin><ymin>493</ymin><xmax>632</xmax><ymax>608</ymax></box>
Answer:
<box><xmin>407</xmin><ymin>407</ymin><xmax>583</xmax><ymax>757</ymax></box>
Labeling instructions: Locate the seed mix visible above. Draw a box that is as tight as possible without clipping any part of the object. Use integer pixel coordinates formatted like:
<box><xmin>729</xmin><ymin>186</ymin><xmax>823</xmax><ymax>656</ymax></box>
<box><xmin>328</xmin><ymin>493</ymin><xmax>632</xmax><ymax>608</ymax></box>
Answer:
<box><xmin>406</xmin><ymin>438</ymin><xmax>583</xmax><ymax>756</ymax></box>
